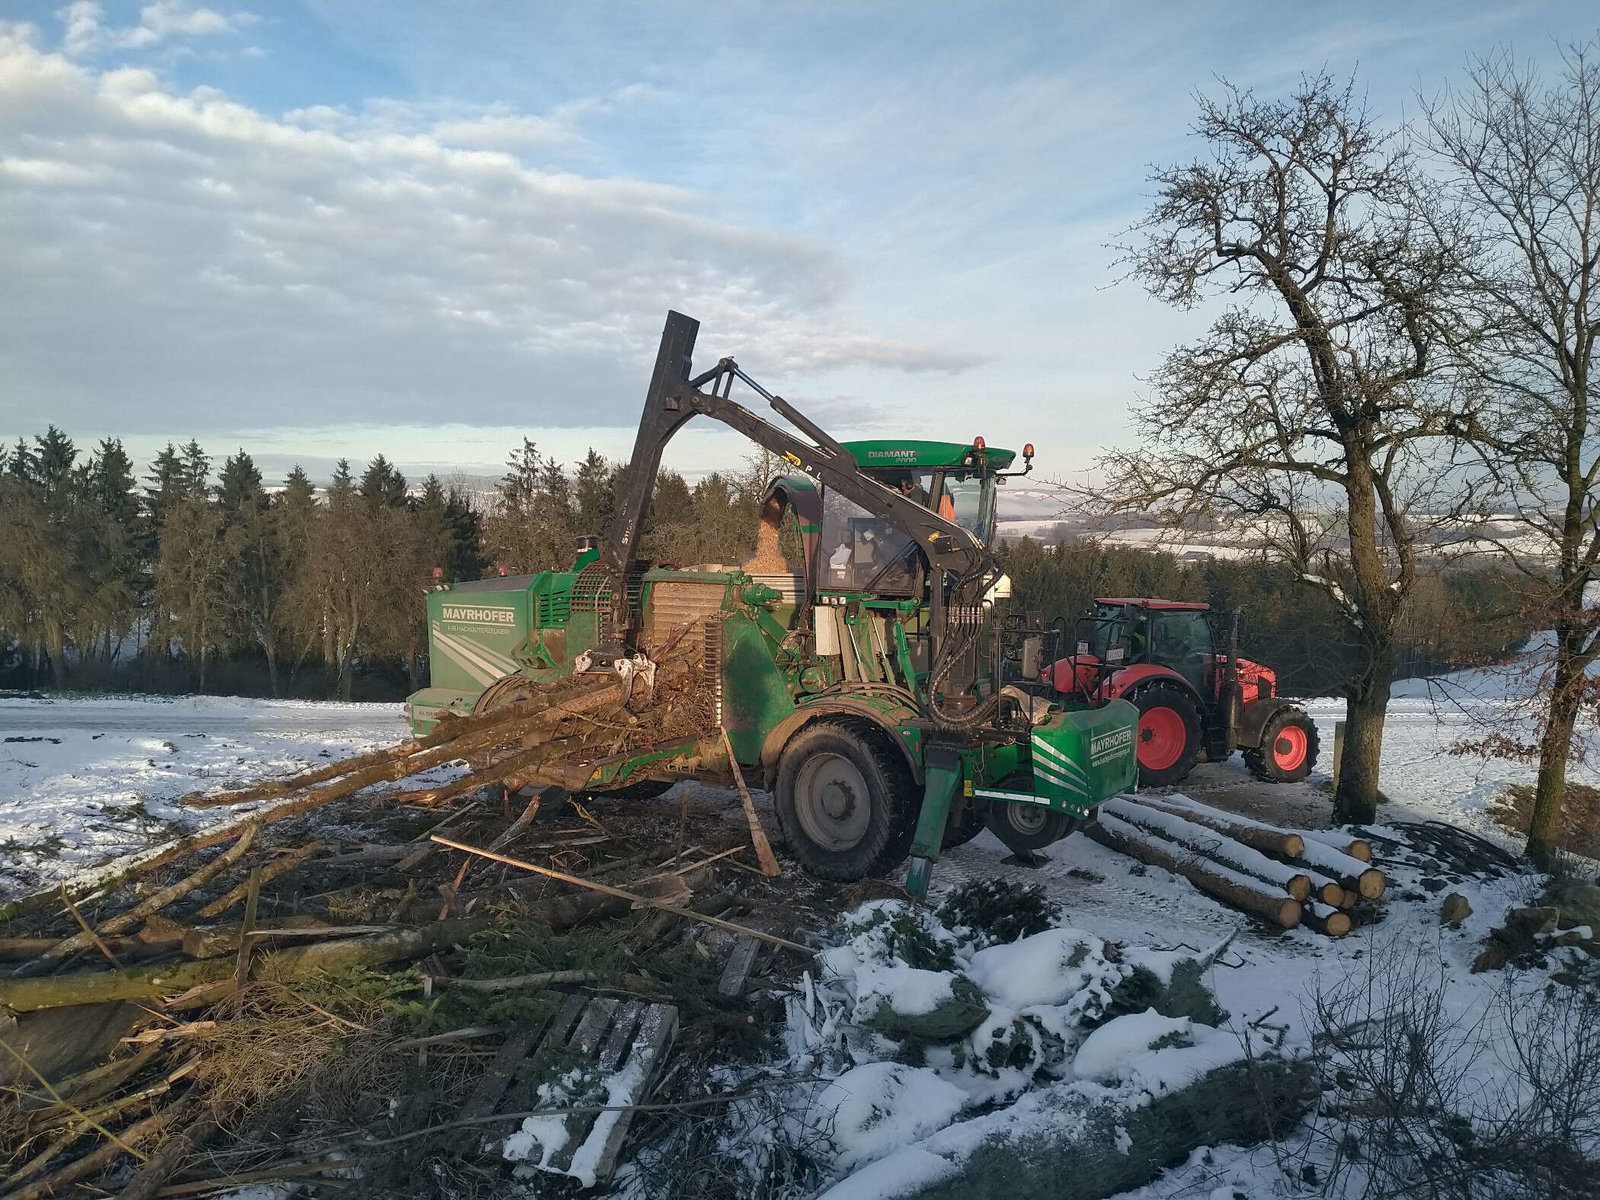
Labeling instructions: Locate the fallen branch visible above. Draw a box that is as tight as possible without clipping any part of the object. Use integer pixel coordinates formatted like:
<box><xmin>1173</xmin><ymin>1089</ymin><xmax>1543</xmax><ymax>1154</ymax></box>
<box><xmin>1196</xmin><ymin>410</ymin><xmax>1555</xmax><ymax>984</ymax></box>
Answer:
<box><xmin>4</xmin><ymin>1099</ymin><xmax>189</xmax><ymax>1200</ymax></box>
<box><xmin>0</xmin><ymin>918</ymin><xmax>492</xmax><ymax>1013</ymax></box>
<box><xmin>28</xmin><ymin>829</ymin><xmax>258</xmax><ymax>967</ymax></box>
<box><xmin>722</xmin><ymin>728</ymin><xmax>781</xmax><ymax>877</ymax></box>
<box><xmin>197</xmin><ymin>842</ymin><xmax>322</xmax><ymax>919</ymax></box>
<box><xmin>431</xmin><ymin>835</ymin><xmax>810</xmax><ymax>954</ymax></box>
<box><xmin>175</xmin><ymin>677</ymin><xmax>619</xmax><ymax>808</ymax></box>
<box><xmin>434</xmin><ymin>969</ymin><xmax>600</xmax><ymax>992</ymax></box>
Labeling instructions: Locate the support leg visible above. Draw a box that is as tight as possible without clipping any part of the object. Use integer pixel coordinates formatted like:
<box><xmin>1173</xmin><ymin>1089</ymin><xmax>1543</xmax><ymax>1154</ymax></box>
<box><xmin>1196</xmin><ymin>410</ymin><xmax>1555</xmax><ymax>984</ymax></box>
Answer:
<box><xmin>904</xmin><ymin>747</ymin><xmax>961</xmax><ymax>901</ymax></box>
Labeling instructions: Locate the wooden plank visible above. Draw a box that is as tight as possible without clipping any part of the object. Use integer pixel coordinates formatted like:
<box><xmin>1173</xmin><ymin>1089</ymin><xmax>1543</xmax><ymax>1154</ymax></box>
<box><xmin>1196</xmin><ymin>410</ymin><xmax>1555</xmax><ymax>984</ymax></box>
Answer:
<box><xmin>549</xmin><ymin>1003</ymin><xmax>645</xmax><ymax>1174</ymax></box>
<box><xmin>543</xmin><ymin>992</ymin><xmax>590</xmax><ymax>1049</ymax></box>
<box><xmin>717</xmin><ymin>935</ymin><xmax>762</xmax><ymax>999</ymax></box>
<box><xmin>595</xmin><ymin>1003</ymin><xmax>644</xmax><ymax>1073</ymax></box>
<box><xmin>460</xmin><ymin>1027</ymin><xmax>542</xmax><ymax>1122</ymax></box>
<box><xmin>566</xmin><ymin>997</ymin><xmax>619</xmax><ymax>1057</ymax></box>
<box><xmin>584</xmin><ymin>1003</ymin><xmax>678</xmax><ymax>1184</ymax></box>
<box><xmin>501</xmin><ymin>993</ymin><xmax>590</xmax><ymax>1116</ymax></box>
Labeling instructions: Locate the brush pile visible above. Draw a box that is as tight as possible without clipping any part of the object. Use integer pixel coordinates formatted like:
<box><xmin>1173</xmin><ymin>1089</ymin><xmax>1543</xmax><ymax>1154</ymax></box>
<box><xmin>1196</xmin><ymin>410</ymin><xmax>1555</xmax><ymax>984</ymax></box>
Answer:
<box><xmin>1088</xmin><ymin>795</ymin><xmax>1385</xmax><ymax>937</ymax></box>
<box><xmin>0</xmin><ymin>656</ymin><xmax>815</xmax><ymax>1197</ymax></box>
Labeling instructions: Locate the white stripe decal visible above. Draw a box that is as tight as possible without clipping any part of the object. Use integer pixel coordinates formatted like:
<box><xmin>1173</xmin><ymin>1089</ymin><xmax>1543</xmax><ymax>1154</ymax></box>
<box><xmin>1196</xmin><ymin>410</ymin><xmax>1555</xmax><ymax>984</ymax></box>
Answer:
<box><xmin>974</xmin><ymin>788</ymin><xmax>1054</xmax><ymax>806</ymax></box>
<box><xmin>1032</xmin><ymin>738</ymin><xmax>1087</xmax><ymax>781</ymax></box>
<box><xmin>432</xmin><ymin>629</ymin><xmax>502</xmax><ymax>686</ymax></box>
<box><xmin>433</xmin><ymin>629</ymin><xmax>501</xmax><ymax>679</ymax></box>
<box><xmin>1032</xmin><ymin>763</ymin><xmax>1087</xmax><ymax>794</ymax></box>
<box><xmin>440</xmin><ymin>629</ymin><xmax>520</xmax><ymax>676</ymax></box>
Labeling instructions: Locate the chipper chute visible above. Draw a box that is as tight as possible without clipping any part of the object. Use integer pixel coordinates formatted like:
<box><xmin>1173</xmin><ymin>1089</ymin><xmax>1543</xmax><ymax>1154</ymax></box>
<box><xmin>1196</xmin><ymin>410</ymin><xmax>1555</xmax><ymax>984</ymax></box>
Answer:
<box><xmin>407</xmin><ymin>311</ymin><xmax>1141</xmax><ymax>897</ymax></box>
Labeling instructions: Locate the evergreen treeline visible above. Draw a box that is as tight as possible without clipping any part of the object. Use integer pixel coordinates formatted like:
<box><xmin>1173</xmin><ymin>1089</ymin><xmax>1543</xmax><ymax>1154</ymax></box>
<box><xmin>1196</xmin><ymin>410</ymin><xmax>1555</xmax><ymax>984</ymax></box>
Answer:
<box><xmin>0</xmin><ymin>427</ymin><xmax>1523</xmax><ymax>701</ymax></box>
<box><xmin>0</xmin><ymin>429</ymin><xmax>770</xmax><ymax>700</ymax></box>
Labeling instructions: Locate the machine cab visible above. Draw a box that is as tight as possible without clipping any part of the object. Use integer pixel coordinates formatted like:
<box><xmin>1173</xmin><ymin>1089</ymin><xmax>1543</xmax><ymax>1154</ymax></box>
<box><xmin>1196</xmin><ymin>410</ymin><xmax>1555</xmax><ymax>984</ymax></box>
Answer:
<box><xmin>819</xmin><ymin>439</ymin><xmax>1014</xmax><ymax>593</ymax></box>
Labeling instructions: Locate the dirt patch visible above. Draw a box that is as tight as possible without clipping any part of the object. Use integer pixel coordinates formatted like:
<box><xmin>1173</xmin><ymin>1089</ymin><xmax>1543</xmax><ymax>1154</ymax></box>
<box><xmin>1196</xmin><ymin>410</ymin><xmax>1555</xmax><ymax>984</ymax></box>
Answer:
<box><xmin>1490</xmin><ymin>782</ymin><xmax>1600</xmax><ymax>859</ymax></box>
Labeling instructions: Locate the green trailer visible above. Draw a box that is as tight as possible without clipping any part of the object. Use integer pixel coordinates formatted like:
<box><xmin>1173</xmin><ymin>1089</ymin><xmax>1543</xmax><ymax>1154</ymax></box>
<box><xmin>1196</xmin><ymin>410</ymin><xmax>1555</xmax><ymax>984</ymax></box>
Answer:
<box><xmin>407</xmin><ymin>312</ymin><xmax>1138</xmax><ymax>897</ymax></box>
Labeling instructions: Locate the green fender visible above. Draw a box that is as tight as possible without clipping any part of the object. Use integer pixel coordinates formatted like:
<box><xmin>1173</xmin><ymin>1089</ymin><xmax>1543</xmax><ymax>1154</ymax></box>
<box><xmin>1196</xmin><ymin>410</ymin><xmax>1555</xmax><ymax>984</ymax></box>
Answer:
<box><xmin>757</xmin><ymin>697</ymin><xmax>923</xmax><ymax>788</ymax></box>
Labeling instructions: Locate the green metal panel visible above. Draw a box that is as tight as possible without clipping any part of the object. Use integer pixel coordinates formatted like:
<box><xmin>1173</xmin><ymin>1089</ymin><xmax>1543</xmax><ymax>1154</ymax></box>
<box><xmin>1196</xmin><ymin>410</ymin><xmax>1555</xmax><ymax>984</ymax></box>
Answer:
<box><xmin>424</xmin><ymin>583</ymin><xmax>532</xmax><ymax>693</ymax></box>
<box><xmin>721</xmin><ymin>615</ymin><xmax>797</xmax><ymax>764</ymax></box>
<box><xmin>403</xmin><ymin>686</ymin><xmax>479</xmax><ymax>736</ymax></box>
<box><xmin>841</xmin><ymin>439</ymin><xmax>1016</xmax><ymax>471</ymax></box>
<box><xmin>1022</xmin><ymin>699</ymin><xmax>1139</xmax><ymax>818</ymax></box>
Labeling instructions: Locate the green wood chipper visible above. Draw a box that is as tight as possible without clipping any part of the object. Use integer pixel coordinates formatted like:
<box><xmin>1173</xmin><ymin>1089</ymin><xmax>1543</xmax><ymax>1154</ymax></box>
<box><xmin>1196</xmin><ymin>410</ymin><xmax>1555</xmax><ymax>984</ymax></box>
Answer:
<box><xmin>405</xmin><ymin>311</ymin><xmax>1139</xmax><ymax>897</ymax></box>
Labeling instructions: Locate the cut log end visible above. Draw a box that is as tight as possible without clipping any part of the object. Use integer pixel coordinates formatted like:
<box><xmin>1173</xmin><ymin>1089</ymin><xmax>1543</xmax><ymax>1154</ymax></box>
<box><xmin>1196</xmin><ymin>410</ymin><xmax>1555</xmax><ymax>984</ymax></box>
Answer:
<box><xmin>1356</xmin><ymin>868</ymin><xmax>1386</xmax><ymax>901</ymax></box>
<box><xmin>1304</xmin><ymin>905</ymin><xmax>1352</xmax><ymax>938</ymax></box>
<box><xmin>1346</xmin><ymin>839</ymin><xmax>1372</xmax><ymax>863</ymax></box>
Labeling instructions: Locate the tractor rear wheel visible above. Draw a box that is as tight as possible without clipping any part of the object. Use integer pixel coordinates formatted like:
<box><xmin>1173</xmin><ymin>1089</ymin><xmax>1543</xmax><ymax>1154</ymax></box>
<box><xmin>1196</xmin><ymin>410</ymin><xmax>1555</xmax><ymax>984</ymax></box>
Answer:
<box><xmin>1244</xmin><ymin>708</ymin><xmax>1319</xmax><ymax>783</ymax></box>
<box><xmin>1133</xmin><ymin>683</ymin><xmax>1202</xmax><ymax>787</ymax></box>
<box><xmin>986</xmin><ymin>800</ymin><xmax>1077</xmax><ymax>855</ymax></box>
<box><xmin>773</xmin><ymin>722</ymin><xmax>916</xmax><ymax>881</ymax></box>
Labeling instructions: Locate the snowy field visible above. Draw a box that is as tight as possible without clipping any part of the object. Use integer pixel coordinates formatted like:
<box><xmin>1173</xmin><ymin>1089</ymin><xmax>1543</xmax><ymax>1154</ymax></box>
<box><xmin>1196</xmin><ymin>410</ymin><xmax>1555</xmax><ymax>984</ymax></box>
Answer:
<box><xmin>0</xmin><ymin>695</ymin><xmax>409</xmax><ymax>895</ymax></box>
<box><xmin>1</xmin><ymin>658</ymin><xmax>1595</xmax><ymax>1197</ymax></box>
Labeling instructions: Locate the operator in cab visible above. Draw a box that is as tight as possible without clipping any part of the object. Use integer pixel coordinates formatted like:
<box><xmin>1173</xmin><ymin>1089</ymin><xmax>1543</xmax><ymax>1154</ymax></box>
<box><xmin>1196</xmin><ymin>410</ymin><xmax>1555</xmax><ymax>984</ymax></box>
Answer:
<box><xmin>887</xmin><ymin>470</ymin><xmax>955</xmax><ymax>522</ymax></box>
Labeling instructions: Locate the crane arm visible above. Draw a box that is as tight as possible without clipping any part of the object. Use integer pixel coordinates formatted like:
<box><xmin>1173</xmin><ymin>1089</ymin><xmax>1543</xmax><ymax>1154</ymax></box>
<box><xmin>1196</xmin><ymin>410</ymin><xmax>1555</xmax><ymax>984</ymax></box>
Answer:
<box><xmin>597</xmin><ymin>311</ymin><xmax>999</xmax><ymax>652</ymax></box>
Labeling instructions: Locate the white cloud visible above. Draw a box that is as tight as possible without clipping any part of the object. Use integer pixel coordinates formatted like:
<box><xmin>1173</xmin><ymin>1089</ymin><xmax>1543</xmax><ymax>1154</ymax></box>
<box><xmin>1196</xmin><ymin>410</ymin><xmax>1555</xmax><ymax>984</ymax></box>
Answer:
<box><xmin>58</xmin><ymin>0</ymin><xmax>255</xmax><ymax>58</ymax></box>
<box><xmin>0</xmin><ymin>21</ymin><xmax>977</xmax><ymax>439</ymax></box>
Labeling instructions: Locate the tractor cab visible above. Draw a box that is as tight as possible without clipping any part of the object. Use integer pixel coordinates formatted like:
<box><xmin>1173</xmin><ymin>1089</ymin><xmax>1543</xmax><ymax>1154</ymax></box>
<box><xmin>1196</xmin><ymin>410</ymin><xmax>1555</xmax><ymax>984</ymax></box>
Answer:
<box><xmin>1050</xmin><ymin>596</ymin><xmax>1319</xmax><ymax>788</ymax></box>
<box><xmin>822</xmin><ymin>439</ymin><xmax>1015</xmax><ymax>592</ymax></box>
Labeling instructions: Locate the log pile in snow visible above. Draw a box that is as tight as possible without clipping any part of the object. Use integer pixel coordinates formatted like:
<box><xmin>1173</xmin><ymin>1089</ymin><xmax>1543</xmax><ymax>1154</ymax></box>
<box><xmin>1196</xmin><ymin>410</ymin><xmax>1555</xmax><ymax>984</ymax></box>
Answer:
<box><xmin>1089</xmin><ymin>795</ymin><xmax>1387</xmax><ymax>938</ymax></box>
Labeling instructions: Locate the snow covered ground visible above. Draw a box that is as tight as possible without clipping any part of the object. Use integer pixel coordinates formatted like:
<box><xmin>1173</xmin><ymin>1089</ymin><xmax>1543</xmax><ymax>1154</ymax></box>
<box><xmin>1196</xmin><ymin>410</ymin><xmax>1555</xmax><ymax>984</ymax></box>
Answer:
<box><xmin>0</xmin><ymin>695</ymin><xmax>409</xmax><ymax>895</ymax></box>
<box><xmin>2</xmin><ymin>652</ymin><xmax>1596</xmax><ymax>1198</ymax></box>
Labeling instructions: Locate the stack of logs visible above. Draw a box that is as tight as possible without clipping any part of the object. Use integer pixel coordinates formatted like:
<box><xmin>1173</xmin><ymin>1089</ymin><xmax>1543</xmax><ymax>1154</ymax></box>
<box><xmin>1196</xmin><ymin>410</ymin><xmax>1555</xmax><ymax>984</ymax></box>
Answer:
<box><xmin>1087</xmin><ymin>795</ymin><xmax>1384</xmax><ymax>938</ymax></box>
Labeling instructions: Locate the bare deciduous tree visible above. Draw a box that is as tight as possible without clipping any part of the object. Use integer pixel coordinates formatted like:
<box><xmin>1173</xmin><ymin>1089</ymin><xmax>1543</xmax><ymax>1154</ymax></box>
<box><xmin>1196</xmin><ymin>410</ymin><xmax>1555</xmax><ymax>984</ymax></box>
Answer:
<box><xmin>1104</xmin><ymin>72</ymin><xmax>1479</xmax><ymax>821</ymax></box>
<box><xmin>1426</xmin><ymin>41</ymin><xmax>1600</xmax><ymax>865</ymax></box>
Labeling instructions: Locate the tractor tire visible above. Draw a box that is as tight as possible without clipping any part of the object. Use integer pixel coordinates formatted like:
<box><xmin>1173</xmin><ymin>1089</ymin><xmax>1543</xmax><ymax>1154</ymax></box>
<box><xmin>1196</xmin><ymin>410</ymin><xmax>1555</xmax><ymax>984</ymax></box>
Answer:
<box><xmin>986</xmin><ymin>800</ymin><xmax>1078</xmax><ymax>855</ymax></box>
<box><xmin>773</xmin><ymin>721</ymin><xmax>916</xmax><ymax>882</ymax></box>
<box><xmin>941</xmin><ymin>801</ymin><xmax>988</xmax><ymax>850</ymax></box>
<box><xmin>1244</xmin><ymin>708</ymin><xmax>1319</xmax><ymax>783</ymax></box>
<box><xmin>1132</xmin><ymin>683</ymin><xmax>1202</xmax><ymax>787</ymax></box>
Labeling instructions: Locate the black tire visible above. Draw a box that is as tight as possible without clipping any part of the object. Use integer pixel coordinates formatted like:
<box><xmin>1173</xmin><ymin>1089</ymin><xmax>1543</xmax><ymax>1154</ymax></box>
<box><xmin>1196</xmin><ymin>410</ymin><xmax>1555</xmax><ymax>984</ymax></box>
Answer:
<box><xmin>773</xmin><ymin>721</ymin><xmax>916</xmax><ymax>881</ymax></box>
<box><xmin>1132</xmin><ymin>682</ymin><xmax>1202</xmax><ymax>787</ymax></box>
<box><xmin>985</xmin><ymin>801</ymin><xmax>1078</xmax><ymax>855</ymax></box>
<box><xmin>1245</xmin><ymin>707</ymin><xmax>1319</xmax><ymax>783</ymax></box>
<box><xmin>941</xmin><ymin>801</ymin><xmax>988</xmax><ymax>851</ymax></box>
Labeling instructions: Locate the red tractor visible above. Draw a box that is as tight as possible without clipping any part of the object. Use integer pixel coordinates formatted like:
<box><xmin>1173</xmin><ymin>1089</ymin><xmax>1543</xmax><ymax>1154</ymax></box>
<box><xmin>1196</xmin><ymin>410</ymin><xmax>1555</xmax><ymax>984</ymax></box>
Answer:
<box><xmin>1046</xmin><ymin>598</ymin><xmax>1319</xmax><ymax>787</ymax></box>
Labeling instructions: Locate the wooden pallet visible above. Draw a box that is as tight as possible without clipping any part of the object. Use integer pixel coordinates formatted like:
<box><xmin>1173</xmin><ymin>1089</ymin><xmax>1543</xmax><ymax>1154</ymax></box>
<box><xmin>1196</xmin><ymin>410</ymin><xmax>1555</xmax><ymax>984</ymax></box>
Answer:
<box><xmin>472</xmin><ymin>993</ymin><xmax>678</xmax><ymax>1186</ymax></box>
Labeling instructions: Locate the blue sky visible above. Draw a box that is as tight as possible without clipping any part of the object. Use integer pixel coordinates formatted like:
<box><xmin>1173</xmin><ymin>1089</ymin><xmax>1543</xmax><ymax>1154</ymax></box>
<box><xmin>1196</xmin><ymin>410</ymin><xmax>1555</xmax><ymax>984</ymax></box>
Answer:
<box><xmin>2</xmin><ymin>1</ymin><xmax>1596</xmax><ymax>488</ymax></box>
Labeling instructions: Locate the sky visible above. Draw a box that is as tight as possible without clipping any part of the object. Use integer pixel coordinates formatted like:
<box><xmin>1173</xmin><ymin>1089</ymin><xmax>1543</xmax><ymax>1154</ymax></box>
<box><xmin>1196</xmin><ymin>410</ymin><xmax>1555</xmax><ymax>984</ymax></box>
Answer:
<box><xmin>2</xmin><ymin>1</ymin><xmax>1597</xmax><ymax>490</ymax></box>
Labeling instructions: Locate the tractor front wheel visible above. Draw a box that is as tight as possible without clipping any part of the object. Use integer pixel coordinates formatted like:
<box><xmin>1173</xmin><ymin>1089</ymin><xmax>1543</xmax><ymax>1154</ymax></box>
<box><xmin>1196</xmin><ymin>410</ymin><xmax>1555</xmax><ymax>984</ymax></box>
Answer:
<box><xmin>986</xmin><ymin>800</ymin><xmax>1077</xmax><ymax>855</ymax></box>
<box><xmin>1244</xmin><ymin>708</ymin><xmax>1319</xmax><ymax>783</ymax></box>
<box><xmin>773</xmin><ymin>722</ymin><xmax>915</xmax><ymax>881</ymax></box>
<box><xmin>1133</xmin><ymin>683</ymin><xmax>1202</xmax><ymax>787</ymax></box>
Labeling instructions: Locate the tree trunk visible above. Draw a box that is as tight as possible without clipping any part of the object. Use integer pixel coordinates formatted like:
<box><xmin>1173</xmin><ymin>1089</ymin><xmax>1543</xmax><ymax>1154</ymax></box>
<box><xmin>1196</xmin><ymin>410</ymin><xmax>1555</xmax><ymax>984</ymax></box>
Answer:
<box><xmin>45</xmin><ymin>626</ymin><xmax>67</xmax><ymax>690</ymax></box>
<box><xmin>1528</xmin><ymin>649</ymin><xmax>1583</xmax><ymax>867</ymax></box>
<box><xmin>265</xmin><ymin>638</ymin><xmax>279</xmax><ymax>699</ymax></box>
<box><xmin>338</xmin><ymin>643</ymin><xmax>354</xmax><ymax>702</ymax></box>
<box><xmin>1334</xmin><ymin>685</ymin><xmax>1387</xmax><ymax>824</ymax></box>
